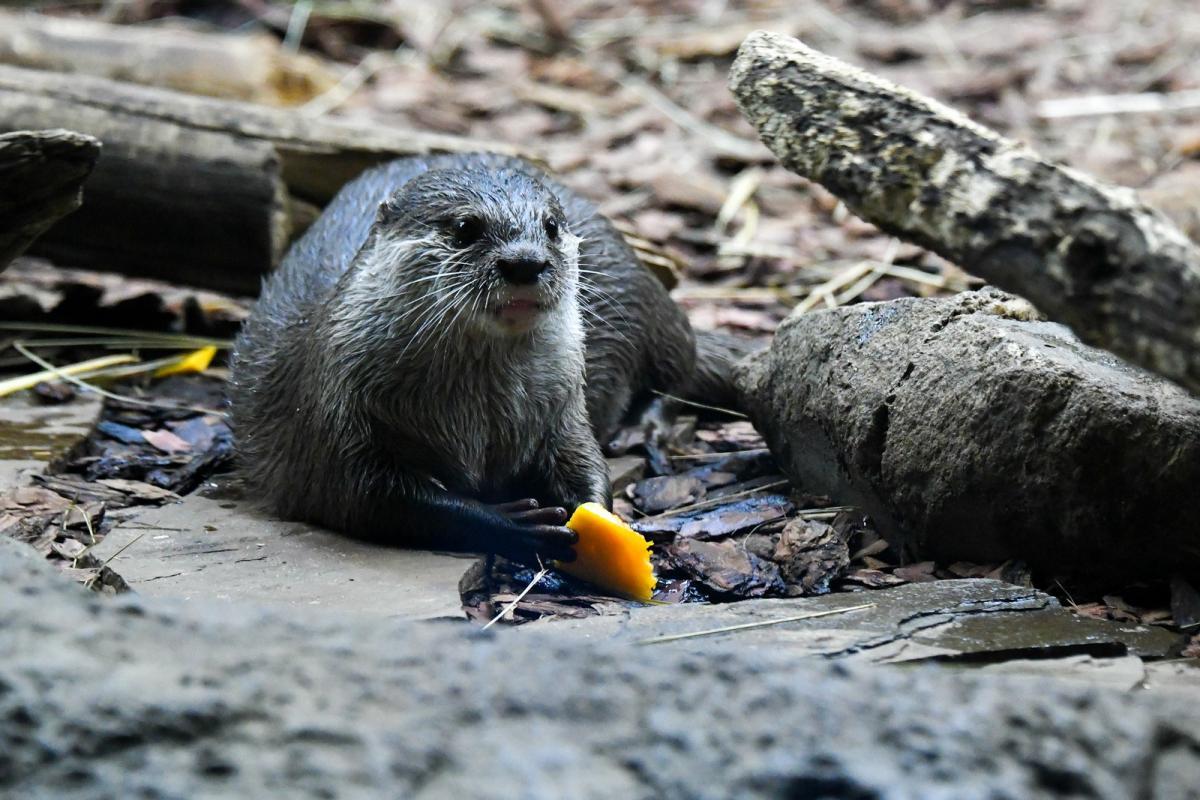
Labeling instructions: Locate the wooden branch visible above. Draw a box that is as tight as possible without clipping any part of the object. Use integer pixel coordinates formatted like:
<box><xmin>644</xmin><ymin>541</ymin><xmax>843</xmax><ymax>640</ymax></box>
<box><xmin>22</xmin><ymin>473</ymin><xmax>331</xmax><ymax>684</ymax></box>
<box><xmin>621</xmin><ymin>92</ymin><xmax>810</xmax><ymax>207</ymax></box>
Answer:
<box><xmin>730</xmin><ymin>31</ymin><xmax>1200</xmax><ymax>395</ymax></box>
<box><xmin>0</xmin><ymin>10</ymin><xmax>339</xmax><ymax>107</ymax></box>
<box><xmin>0</xmin><ymin>66</ymin><xmax>519</xmax><ymax>295</ymax></box>
<box><xmin>0</xmin><ymin>129</ymin><xmax>99</xmax><ymax>272</ymax></box>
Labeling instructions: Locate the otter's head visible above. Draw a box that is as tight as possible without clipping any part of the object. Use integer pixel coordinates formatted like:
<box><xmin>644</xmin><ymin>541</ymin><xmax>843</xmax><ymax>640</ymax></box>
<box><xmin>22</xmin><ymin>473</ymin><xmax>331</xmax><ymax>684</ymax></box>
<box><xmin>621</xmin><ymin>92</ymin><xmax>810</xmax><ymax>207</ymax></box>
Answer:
<box><xmin>364</xmin><ymin>165</ymin><xmax>579</xmax><ymax>338</ymax></box>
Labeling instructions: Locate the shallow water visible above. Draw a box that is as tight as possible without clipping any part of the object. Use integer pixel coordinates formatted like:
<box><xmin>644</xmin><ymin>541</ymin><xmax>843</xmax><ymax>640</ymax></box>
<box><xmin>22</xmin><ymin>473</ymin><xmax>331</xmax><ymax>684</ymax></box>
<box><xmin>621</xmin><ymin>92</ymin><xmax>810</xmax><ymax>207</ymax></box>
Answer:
<box><xmin>0</xmin><ymin>395</ymin><xmax>101</xmax><ymax>462</ymax></box>
<box><xmin>0</xmin><ymin>421</ymin><xmax>84</xmax><ymax>460</ymax></box>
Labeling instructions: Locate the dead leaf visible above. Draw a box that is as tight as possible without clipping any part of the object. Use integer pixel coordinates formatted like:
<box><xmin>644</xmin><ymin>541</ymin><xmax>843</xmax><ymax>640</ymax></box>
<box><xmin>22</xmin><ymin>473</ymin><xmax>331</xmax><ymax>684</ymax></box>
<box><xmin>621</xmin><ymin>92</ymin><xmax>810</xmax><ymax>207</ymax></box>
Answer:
<box><xmin>772</xmin><ymin>518</ymin><xmax>850</xmax><ymax>595</ymax></box>
<box><xmin>665</xmin><ymin>538</ymin><xmax>787</xmax><ymax>599</ymax></box>
<box><xmin>142</xmin><ymin>428</ymin><xmax>193</xmax><ymax>454</ymax></box>
<box><xmin>629</xmin><ymin>474</ymin><xmax>705</xmax><ymax>514</ymax></box>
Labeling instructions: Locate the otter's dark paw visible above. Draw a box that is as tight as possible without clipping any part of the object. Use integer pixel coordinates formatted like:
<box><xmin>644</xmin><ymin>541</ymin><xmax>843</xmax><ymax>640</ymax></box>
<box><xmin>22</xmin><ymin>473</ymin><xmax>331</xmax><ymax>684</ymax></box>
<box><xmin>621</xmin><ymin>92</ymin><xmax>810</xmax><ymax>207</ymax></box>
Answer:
<box><xmin>494</xmin><ymin>499</ymin><xmax>569</xmax><ymax>526</ymax></box>
<box><xmin>509</xmin><ymin>523</ymin><xmax>578</xmax><ymax>564</ymax></box>
<box><xmin>491</xmin><ymin>499</ymin><xmax>576</xmax><ymax>564</ymax></box>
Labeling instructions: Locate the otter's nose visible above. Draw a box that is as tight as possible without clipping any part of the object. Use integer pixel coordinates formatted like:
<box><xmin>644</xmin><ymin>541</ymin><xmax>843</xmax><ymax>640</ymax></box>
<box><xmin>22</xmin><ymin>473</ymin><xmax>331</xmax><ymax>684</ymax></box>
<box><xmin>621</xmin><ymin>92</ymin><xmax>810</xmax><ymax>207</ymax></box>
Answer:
<box><xmin>496</xmin><ymin>257</ymin><xmax>550</xmax><ymax>285</ymax></box>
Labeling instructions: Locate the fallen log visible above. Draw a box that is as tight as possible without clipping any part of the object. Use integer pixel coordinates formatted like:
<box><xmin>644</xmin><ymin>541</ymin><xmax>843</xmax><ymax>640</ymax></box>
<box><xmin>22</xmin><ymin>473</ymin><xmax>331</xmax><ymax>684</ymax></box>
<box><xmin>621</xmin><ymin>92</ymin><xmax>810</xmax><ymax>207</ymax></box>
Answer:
<box><xmin>0</xmin><ymin>129</ymin><xmax>99</xmax><ymax>272</ymax></box>
<box><xmin>730</xmin><ymin>31</ymin><xmax>1200</xmax><ymax>395</ymax></box>
<box><xmin>0</xmin><ymin>10</ymin><xmax>339</xmax><ymax>106</ymax></box>
<box><xmin>0</xmin><ymin>65</ymin><xmax>516</xmax><ymax>295</ymax></box>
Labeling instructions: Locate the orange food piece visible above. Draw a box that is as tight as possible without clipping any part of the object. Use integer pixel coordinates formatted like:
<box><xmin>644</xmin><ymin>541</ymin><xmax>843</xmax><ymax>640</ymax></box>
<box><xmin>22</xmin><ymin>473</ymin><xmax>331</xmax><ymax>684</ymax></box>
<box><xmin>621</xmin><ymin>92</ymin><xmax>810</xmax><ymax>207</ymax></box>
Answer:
<box><xmin>559</xmin><ymin>502</ymin><xmax>657</xmax><ymax>602</ymax></box>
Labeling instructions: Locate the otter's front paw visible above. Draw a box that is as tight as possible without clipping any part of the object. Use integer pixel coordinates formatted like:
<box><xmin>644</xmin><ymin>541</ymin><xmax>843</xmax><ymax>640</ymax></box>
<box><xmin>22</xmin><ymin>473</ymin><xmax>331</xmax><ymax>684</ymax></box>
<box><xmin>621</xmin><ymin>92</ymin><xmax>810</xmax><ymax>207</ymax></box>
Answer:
<box><xmin>491</xmin><ymin>499</ymin><xmax>577</xmax><ymax>564</ymax></box>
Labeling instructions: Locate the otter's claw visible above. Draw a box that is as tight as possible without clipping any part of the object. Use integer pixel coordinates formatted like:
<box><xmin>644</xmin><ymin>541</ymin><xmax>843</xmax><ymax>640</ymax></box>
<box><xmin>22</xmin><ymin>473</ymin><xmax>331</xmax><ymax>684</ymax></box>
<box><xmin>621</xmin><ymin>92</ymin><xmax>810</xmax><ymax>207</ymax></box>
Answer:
<box><xmin>492</xmin><ymin>498</ymin><xmax>569</xmax><ymax>527</ymax></box>
<box><xmin>512</xmin><ymin>524</ymin><xmax>578</xmax><ymax>564</ymax></box>
<box><xmin>507</xmin><ymin>506</ymin><xmax>569</xmax><ymax>526</ymax></box>
<box><xmin>491</xmin><ymin>499</ymin><xmax>577</xmax><ymax>563</ymax></box>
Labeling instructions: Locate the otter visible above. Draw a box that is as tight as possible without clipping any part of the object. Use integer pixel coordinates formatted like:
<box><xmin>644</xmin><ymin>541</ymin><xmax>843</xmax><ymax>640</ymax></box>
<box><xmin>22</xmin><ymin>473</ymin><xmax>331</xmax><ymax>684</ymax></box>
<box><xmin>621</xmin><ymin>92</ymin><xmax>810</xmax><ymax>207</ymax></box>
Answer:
<box><xmin>229</xmin><ymin>153</ymin><xmax>737</xmax><ymax>564</ymax></box>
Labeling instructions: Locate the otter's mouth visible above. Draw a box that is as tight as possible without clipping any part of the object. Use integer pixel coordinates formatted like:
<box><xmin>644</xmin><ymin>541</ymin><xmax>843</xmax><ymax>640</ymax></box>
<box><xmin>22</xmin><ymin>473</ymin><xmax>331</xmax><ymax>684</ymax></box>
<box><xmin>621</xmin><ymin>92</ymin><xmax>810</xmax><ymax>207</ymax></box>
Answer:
<box><xmin>492</xmin><ymin>297</ymin><xmax>549</xmax><ymax>328</ymax></box>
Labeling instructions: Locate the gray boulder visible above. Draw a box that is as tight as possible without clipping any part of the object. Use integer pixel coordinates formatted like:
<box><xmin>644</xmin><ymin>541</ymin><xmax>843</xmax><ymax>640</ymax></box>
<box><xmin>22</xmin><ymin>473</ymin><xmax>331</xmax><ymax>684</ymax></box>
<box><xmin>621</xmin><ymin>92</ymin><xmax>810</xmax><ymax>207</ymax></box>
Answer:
<box><xmin>3</xmin><ymin>536</ymin><xmax>1200</xmax><ymax>798</ymax></box>
<box><xmin>736</xmin><ymin>288</ymin><xmax>1200</xmax><ymax>584</ymax></box>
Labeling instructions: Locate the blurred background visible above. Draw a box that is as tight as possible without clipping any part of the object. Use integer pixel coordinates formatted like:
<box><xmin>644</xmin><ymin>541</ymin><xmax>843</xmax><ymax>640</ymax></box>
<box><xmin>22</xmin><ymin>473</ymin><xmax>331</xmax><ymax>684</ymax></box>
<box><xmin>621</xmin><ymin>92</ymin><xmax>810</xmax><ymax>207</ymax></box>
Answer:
<box><xmin>2</xmin><ymin>0</ymin><xmax>1198</xmax><ymax>345</ymax></box>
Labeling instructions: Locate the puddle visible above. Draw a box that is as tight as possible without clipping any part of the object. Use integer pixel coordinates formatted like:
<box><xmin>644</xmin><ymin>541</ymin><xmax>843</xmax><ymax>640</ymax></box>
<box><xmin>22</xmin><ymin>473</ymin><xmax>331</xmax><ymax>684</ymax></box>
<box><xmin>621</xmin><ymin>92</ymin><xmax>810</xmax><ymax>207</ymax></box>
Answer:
<box><xmin>0</xmin><ymin>395</ymin><xmax>101</xmax><ymax>462</ymax></box>
<box><xmin>0</xmin><ymin>421</ymin><xmax>86</xmax><ymax>460</ymax></box>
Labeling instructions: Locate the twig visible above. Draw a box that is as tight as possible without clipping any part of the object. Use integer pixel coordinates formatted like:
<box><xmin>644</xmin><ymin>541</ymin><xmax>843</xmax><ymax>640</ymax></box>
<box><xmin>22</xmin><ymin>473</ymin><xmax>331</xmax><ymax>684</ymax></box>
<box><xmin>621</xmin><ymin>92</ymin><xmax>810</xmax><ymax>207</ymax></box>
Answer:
<box><xmin>283</xmin><ymin>0</ymin><xmax>312</xmax><ymax>52</ymax></box>
<box><xmin>481</xmin><ymin>563</ymin><xmax>550</xmax><ymax>631</ymax></box>
<box><xmin>715</xmin><ymin>166</ymin><xmax>765</xmax><ymax>235</ymax></box>
<box><xmin>1037</xmin><ymin>89</ymin><xmax>1200</xmax><ymax>119</ymax></box>
<box><xmin>16</xmin><ymin>337</ymin><xmax>228</xmax><ymax>349</ymax></box>
<box><xmin>0</xmin><ymin>353</ymin><xmax>135</xmax><ymax>398</ymax></box>
<box><xmin>640</xmin><ymin>479</ymin><xmax>790</xmax><ymax>520</ymax></box>
<box><xmin>669</xmin><ymin>448</ymin><xmax>771</xmax><ymax>461</ymax></box>
<box><xmin>797</xmin><ymin>240</ymin><xmax>899</xmax><ymax>313</ymax></box>
<box><xmin>302</xmin><ymin>50</ymin><xmax>400</xmax><ymax>117</ymax></box>
<box><xmin>0</xmin><ymin>321</ymin><xmax>231</xmax><ymax>348</ymax></box>
<box><xmin>795</xmin><ymin>505</ymin><xmax>853</xmax><ymax>520</ymax></box>
<box><xmin>794</xmin><ymin>261</ymin><xmax>875</xmax><ymax>314</ymax></box>
<box><xmin>671</xmin><ymin>286</ymin><xmax>796</xmax><ymax>303</ymax></box>
<box><xmin>877</xmin><ymin>263</ymin><xmax>956</xmax><ymax>290</ymax></box>
<box><xmin>636</xmin><ymin>602</ymin><xmax>875</xmax><ymax>645</ymax></box>
<box><xmin>650</xmin><ymin>390</ymin><xmax>747</xmax><ymax>419</ymax></box>
<box><xmin>618</xmin><ymin>74</ymin><xmax>765</xmax><ymax>161</ymax></box>
<box><xmin>11</xmin><ymin>342</ymin><xmax>226</xmax><ymax>417</ymax></box>
<box><xmin>1053</xmin><ymin>578</ymin><xmax>1079</xmax><ymax>610</ymax></box>
<box><xmin>833</xmin><ymin>265</ymin><xmax>885</xmax><ymax>306</ymax></box>
<box><xmin>84</xmin><ymin>532</ymin><xmax>144</xmax><ymax>589</ymax></box>
<box><xmin>65</xmin><ymin>502</ymin><xmax>98</xmax><ymax>569</ymax></box>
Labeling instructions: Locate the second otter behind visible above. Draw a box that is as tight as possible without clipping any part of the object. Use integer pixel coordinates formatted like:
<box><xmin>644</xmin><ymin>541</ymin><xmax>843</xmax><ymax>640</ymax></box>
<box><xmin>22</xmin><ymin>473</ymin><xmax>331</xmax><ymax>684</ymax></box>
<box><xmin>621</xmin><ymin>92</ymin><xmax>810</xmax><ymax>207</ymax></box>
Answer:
<box><xmin>230</xmin><ymin>153</ymin><xmax>738</xmax><ymax>564</ymax></box>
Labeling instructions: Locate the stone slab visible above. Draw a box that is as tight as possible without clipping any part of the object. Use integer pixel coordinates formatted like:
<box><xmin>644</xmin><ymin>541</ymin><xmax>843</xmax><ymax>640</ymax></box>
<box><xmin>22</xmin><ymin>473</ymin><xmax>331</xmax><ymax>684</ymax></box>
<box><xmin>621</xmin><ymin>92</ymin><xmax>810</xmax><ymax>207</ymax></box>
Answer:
<box><xmin>90</xmin><ymin>492</ymin><xmax>472</xmax><ymax>620</ymax></box>
<box><xmin>531</xmin><ymin>579</ymin><xmax>1182</xmax><ymax>663</ymax></box>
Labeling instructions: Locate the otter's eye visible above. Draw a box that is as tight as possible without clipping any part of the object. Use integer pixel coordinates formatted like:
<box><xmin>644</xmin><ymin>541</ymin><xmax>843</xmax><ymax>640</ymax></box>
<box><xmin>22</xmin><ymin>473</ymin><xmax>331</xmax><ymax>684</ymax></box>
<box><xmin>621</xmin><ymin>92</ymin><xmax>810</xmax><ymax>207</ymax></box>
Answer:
<box><xmin>450</xmin><ymin>217</ymin><xmax>484</xmax><ymax>247</ymax></box>
<box><xmin>544</xmin><ymin>217</ymin><xmax>560</xmax><ymax>240</ymax></box>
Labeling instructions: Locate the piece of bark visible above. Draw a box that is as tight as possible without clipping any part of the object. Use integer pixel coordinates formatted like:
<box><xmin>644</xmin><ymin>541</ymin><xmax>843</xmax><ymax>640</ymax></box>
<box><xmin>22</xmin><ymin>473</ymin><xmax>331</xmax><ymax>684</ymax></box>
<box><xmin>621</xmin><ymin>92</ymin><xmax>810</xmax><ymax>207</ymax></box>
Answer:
<box><xmin>0</xmin><ymin>129</ymin><xmax>99</xmax><ymax>272</ymax></box>
<box><xmin>0</xmin><ymin>66</ymin><xmax>516</xmax><ymax>295</ymax></box>
<box><xmin>730</xmin><ymin>31</ymin><xmax>1200</xmax><ymax>395</ymax></box>
<box><xmin>0</xmin><ymin>11</ymin><xmax>339</xmax><ymax>106</ymax></box>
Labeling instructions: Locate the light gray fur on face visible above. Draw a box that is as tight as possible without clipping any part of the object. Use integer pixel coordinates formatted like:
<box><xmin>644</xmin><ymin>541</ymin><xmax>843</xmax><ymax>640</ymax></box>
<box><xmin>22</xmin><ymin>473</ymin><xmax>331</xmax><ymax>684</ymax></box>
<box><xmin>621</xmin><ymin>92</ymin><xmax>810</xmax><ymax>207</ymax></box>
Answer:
<box><xmin>346</xmin><ymin>166</ymin><xmax>580</xmax><ymax>341</ymax></box>
<box><xmin>272</xmin><ymin>165</ymin><xmax>596</xmax><ymax>508</ymax></box>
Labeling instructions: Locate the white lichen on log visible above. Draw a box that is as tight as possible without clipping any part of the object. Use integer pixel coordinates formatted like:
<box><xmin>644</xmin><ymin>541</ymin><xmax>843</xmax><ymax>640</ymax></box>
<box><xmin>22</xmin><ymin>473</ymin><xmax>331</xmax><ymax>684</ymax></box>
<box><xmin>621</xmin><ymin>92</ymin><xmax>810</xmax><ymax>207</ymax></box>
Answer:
<box><xmin>730</xmin><ymin>31</ymin><xmax>1200</xmax><ymax>395</ymax></box>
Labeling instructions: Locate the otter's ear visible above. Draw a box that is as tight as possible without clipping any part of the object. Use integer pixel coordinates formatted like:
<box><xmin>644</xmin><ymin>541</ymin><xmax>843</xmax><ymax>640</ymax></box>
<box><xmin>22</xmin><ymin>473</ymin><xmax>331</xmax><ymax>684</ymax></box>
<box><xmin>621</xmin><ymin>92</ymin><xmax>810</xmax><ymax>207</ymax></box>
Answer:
<box><xmin>376</xmin><ymin>196</ymin><xmax>403</xmax><ymax>226</ymax></box>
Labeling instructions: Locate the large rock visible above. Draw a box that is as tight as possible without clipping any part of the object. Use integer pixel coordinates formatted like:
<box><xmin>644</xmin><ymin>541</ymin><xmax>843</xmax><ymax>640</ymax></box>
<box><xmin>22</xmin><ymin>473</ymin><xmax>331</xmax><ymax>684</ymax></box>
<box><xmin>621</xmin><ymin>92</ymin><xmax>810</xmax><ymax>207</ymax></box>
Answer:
<box><xmin>3</xmin><ymin>537</ymin><xmax>1200</xmax><ymax>799</ymax></box>
<box><xmin>736</xmin><ymin>289</ymin><xmax>1200</xmax><ymax>584</ymax></box>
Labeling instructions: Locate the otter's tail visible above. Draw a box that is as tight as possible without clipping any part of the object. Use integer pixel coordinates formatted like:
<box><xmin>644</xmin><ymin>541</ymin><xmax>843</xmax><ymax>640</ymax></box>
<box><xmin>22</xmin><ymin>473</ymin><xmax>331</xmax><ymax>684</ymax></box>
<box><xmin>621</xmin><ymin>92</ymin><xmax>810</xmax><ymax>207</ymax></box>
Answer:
<box><xmin>686</xmin><ymin>331</ymin><xmax>763</xmax><ymax>411</ymax></box>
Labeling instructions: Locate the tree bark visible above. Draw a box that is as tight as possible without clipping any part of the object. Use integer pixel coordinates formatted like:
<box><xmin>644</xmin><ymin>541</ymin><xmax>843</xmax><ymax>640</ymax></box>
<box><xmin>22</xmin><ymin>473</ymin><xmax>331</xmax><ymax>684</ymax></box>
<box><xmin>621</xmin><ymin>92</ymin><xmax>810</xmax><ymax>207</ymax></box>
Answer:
<box><xmin>0</xmin><ymin>65</ymin><xmax>516</xmax><ymax>295</ymax></box>
<box><xmin>0</xmin><ymin>129</ymin><xmax>99</xmax><ymax>273</ymax></box>
<box><xmin>730</xmin><ymin>30</ymin><xmax>1200</xmax><ymax>395</ymax></box>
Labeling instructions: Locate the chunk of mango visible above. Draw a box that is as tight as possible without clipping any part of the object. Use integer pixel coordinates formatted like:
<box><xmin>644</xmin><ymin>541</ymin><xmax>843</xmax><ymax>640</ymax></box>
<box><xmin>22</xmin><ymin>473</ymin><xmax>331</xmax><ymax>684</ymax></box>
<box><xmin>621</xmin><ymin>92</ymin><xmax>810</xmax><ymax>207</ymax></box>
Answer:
<box><xmin>559</xmin><ymin>502</ymin><xmax>657</xmax><ymax>602</ymax></box>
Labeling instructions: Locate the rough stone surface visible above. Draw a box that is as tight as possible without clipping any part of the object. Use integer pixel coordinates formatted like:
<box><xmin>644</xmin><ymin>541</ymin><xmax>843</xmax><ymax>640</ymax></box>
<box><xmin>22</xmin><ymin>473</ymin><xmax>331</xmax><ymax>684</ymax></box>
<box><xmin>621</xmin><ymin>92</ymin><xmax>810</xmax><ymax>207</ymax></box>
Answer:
<box><xmin>736</xmin><ymin>289</ymin><xmax>1200</xmax><ymax>584</ymax></box>
<box><xmin>4</xmin><ymin>537</ymin><xmax>1200</xmax><ymax>799</ymax></box>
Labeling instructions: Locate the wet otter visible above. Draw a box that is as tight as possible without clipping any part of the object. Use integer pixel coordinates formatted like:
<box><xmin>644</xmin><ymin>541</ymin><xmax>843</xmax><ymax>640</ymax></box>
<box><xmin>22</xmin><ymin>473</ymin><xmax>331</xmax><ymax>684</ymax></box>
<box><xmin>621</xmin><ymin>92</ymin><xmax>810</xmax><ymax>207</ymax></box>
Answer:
<box><xmin>230</xmin><ymin>153</ymin><xmax>733</xmax><ymax>564</ymax></box>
